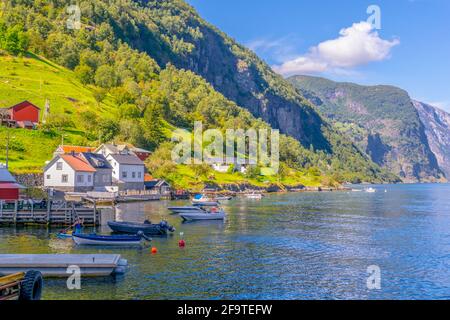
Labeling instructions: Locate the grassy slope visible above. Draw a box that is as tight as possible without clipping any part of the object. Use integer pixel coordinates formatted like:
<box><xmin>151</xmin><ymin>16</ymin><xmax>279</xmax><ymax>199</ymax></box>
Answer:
<box><xmin>0</xmin><ymin>54</ymin><xmax>116</xmax><ymax>173</ymax></box>
<box><xmin>0</xmin><ymin>54</ymin><xmax>324</xmax><ymax>187</ymax></box>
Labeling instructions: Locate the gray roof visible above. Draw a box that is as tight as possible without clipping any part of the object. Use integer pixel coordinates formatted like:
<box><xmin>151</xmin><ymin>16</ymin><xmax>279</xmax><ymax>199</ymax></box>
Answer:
<box><xmin>81</xmin><ymin>153</ymin><xmax>112</xmax><ymax>169</ymax></box>
<box><xmin>109</xmin><ymin>154</ymin><xmax>144</xmax><ymax>166</ymax></box>
<box><xmin>0</xmin><ymin>168</ymin><xmax>16</xmax><ymax>182</ymax></box>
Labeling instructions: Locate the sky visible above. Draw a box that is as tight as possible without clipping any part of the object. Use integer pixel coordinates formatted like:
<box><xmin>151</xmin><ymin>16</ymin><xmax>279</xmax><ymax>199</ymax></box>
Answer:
<box><xmin>187</xmin><ymin>0</ymin><xmax>450</xmax><ymax>112</ymax></box>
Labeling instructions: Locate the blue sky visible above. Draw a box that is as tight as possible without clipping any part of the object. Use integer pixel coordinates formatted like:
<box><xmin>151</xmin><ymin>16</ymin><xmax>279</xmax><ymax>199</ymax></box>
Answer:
<box><xmin>187</xmin><ymin>0</ymin><xmax>450</xmax><ymax>112</ymax></box>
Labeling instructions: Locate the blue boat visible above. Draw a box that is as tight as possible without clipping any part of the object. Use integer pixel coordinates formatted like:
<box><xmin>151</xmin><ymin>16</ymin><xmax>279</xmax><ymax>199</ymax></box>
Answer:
<box><xmin>72</xmin><ymin>233</ymin><xmax>150</xmax><ymax>246</ymax></box>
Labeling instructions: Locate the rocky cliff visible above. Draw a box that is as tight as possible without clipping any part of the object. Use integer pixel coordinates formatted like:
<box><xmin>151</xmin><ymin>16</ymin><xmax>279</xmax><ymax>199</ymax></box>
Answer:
<box><xmin>413</xmin><ymin>101</ymin><xmax>450</xmax><ymax>179</ymax></box>
<box><xmin>288</xmin><ymin>75</ymin><xmax>445</xmax><ymax>182</ymax></box>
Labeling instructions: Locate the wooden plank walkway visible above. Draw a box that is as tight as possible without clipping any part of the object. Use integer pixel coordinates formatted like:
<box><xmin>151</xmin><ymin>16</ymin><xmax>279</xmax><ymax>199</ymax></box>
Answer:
<box><xmin>0</xmin><ymin>201</ymin><xmax>100</xmax><ymax>226</ymax></box>
<box><xmin>0</xmin><ymin>254</ymin><xmax>126</xmax><ymax>277</ymax></box>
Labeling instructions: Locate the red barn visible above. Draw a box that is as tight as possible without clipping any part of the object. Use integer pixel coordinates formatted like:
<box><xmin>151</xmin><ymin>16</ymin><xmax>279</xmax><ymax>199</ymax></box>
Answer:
<box><xmin>0</xmin><ymin>166</ymin><xmax>23</xmax><ymax>201</ymax></box>
<box><xmin>7</xmin><ymin>101</ymin><xmax>40</xmax><ymax>127</ymax></box>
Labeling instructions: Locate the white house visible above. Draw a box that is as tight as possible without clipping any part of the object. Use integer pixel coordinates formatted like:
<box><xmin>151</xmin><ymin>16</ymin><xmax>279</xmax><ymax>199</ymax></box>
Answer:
<box><xmin>44</xmin><ymin>154</ymin><xmax>96</xmax><ymax>192</ymax></box>
<box><xmin>105</xmin><ymin>153</ymin><xmax>145</xmax><ymax>191</ymax></box>
<box><xmin>95</xmin><ymin>144</ymin><xmax>129</xmax><ymax>158</ymax></box>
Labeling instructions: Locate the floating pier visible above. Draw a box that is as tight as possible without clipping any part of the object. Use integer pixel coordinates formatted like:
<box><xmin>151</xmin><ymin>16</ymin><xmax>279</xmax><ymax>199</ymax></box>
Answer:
<box><xmin>0</xmin><ymin>254</ymin><xmax>128</xmax><ymax>277</ymax></box>
<box><xmin>0</xmin><ymin>200</ymin><xmax>101</xmax><ymax>226</ymax></box>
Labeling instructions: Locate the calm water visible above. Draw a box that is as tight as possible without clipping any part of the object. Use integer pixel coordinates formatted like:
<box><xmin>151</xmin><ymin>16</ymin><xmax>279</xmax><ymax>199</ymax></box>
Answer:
<box><xmin>1</xmin><ymin>184</ymin><xmax>450</xmax><ymax>300</ymax></box>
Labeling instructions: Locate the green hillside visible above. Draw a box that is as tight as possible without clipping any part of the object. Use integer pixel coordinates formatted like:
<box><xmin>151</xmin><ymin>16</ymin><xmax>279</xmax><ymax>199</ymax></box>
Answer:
<box><xmin>0</xmin><ymin>0</ymin><xmax>399</xmax><ymax>185</ymax></box>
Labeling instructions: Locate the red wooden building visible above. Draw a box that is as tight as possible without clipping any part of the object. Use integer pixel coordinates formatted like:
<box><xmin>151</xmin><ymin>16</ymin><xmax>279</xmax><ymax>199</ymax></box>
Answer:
<box><xmin>0</xmin><ymin>166</ymin><xmax>23</xmax><ymax>201</ymax></box>
<box><xmin>1</xmin><ymin>101</ymin><xmax>40</xmax><ymax>129</ymax></box>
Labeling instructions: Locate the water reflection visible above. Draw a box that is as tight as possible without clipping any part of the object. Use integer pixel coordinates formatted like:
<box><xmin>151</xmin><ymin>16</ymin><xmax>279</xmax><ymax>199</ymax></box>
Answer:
<box><xmin>0</xmin><ymin>184</ymin><xmax>449</xmax><ymax>299</ymax></box>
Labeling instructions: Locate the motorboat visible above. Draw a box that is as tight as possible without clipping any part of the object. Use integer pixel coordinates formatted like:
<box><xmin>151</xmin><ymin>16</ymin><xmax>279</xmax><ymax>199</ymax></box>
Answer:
<box><xmin>245</xmin><ymin>192</ymin><xmax>263</xmax><ymax>199</ymax></box>
<box><xmin>72</xmin><ymin>232</ymin><xmax>150</xmax><ymax>246</ymax></box>
<box><xmin>179</xmin><ymin>206</ymin><xmax>226</xmax><ymax>221</ymax></box>
<box><xmin>214</xmin><ymin>196</ymin><xmax>233</xmax><ymax>201</ymax></box>
<box><xmin>192</xmin><ymin>194</ymin><xmax>214</xmax><ymax>204</ymax></box>
<box><xmin>365</xmin><ymin>187</ymin><xmax>376</xmax><ymax>193</ymax></box>
<box><xmin>168</xmin><ymin>202</ymin><xmax>220</xmax><ymax>214</ymax></box>
<box><xmin>107</xmin><ymin>220</ymin><xmax>175</xmax><ymax>236</ymax></box>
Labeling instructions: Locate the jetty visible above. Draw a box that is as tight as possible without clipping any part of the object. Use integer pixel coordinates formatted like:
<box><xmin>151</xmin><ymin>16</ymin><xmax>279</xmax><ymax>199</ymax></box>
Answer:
<box><xmin>0</xmin><ymin>200</ymin><xmax>101</xmax><ymax>226</ymax></box>
<box><xmin>0</xmin><ymin>254</ymin><xmax>127</xmax><ymax>277</ymax></box>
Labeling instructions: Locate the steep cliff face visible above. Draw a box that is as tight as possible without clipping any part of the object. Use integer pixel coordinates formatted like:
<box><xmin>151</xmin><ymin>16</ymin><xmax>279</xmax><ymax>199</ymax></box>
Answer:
<box><xmin>413</xmin><ymin>101</ymin><xmax>450</xmax><ymax>179</ymax></box>
<box><xmin>289</xmin><ymin>75</ymin><xmax>445</xmax><ymax>182</ymax></box>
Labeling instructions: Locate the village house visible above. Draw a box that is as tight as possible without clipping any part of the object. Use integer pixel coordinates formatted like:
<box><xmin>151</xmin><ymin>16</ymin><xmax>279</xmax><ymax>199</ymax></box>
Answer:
<box><xmin>79</xmin><ymin>153</ymin><xmax>113</xmax><ymax>190</ymax></box>
<box><xmin>130</xmin><ymin>147</ymin><xmax>151</xmax><ymax>162</ymax></box>
<box><xmin>105</xmin><ymin>153</ymin><xmax>145</xmax><ymax>191</ymax></box>
<box><xmin>209</xmin><ymin>157</ymin><xmax>249</xmax><ymax>174</ymax></box>
<box><xmin>0</xmin><ymin>164</ymin><xmax>24</xmax><ymax>201</ymax></box>
<box><xmin>44</xmin><ymin>154</ymin><xmax>96</xmax><ymax>192</ymax></box>
<box><xmin>0</xmin><ymin>101</ymin><xmax>40</xmax><ymax>129</ymax></box>
<box><xmin>95</xmin><ymin>144</ymin><xmax>130</xmax><ymax>158</ymax></box>
<box><xmin>95</xmin><ymin>143</ymin><xmax>151</xmax><ymax>161</ymax></box>
<box><xmin>144</xmin><ymin>174</ymin><xmax>171</xmax><ymax>195</ymax></box>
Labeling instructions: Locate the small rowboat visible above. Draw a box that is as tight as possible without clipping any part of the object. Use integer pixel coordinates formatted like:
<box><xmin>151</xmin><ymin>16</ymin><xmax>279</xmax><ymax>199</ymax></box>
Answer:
<box><xmin>107</xmin><ymin>220</ymin><xmax>175</xmax><ymax>236</ymax></box>
<box><xmin>72</xmin><ymin>233</ymin><xmax>150</xmax><ymax>246</ymax></box>
<box><xmin>214</xmin><ymin>196</ymin><xmax>232</xmax><ymax>201</ymax></box>
<box><xmin>245</xmin><ymin>193</ymin><xmax>263</xmax><ymax>199</ymax></box>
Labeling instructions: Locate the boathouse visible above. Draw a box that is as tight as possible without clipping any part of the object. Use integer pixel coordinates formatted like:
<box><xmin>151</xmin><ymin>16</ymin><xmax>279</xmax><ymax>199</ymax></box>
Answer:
<box><xmin>0</xmin><ymin>165</ymin><xmax>24</xmax><ymax>200</ymax></box>
<box><xmin>0</xmin><ymin>101</ymin><xmax>40</xmax><ymax>129</ymax></box>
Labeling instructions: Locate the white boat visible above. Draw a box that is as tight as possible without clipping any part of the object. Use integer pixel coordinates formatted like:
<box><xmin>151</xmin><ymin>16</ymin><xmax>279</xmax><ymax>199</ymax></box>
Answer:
<box><xmin>179</xmin><ymin>206</ymin><xmax>226</xmax><ymax>221</ymax></box>
<box><xmin>365</xmin><ymin>187</ymin><xmax>376</xmax><ymax>193</ymax></box>
<box><xmin>191</xmin><ymin>194</ymin><xmax>213</xmax><ymax>204</ymax></box>
<box><xmin>180</xmin><ymin>210</ymin><xmax>226</xmax><ymax>221</ymax></box>
<box><xmin>245</xmin><ymin>193</ymin><xmax>263</xmax><ymax>199</ymax></box>
<box><xmin>168</xmin><ymin>203</ymin><xmax>219</xmax><ymax>214</ymax></box>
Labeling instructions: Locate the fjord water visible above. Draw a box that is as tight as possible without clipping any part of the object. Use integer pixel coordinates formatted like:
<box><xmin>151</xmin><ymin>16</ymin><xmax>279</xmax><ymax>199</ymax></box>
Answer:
<box><xmin>1</xmin><ymin>184</ymin><xmax>449</xmax><ymax>300</ymax></box>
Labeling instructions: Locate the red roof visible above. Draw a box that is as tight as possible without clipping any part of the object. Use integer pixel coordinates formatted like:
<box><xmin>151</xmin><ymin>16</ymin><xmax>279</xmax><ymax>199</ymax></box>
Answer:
<box><xmin>144</xmin><ymin>173</ymin><xmax>154</xmax><ymax>182</ymax></box>
<box><xmin>9</xmin><ymin>100</ymin><xmax>40</xmax><ymax>111</ymax></box>
<box><xmin>0</xmin><ymin>182</ymin><xmax>24</xmax><ymax>189</ymax></box>
<box><xmin>60</xmin><ymin>155</ymin><xmax>96</xmax><ymax>172</ymax></box>
<box><xmin>60</xmin><ymin>145</ymin><xmax>96</xmax><ymax>154</ymax></box>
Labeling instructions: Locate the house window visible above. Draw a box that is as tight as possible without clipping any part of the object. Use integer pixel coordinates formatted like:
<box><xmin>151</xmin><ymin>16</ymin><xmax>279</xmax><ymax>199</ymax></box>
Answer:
<box><xmin>88</xmin><ymin>175</ymin><xmax>92</xmax><ymax>183</ymax></box>
<box><xmin>62</xmin><ymin>175</ymin><xmax>68</xmax><ymax>183</ymax></box>
<box><xmin>46</xmin><ymin>175</ymin><xmax>51</xmax><ymax>180</ymax></box>
<box><xmin>138</xmin><ymin>172</ymin><xmax>142</xmax><ymax>179</ymax></box>
<box><xmin>56</xmin><ymin>162</ymin><xmax>63</xmax><ymax>170</ymax></box>
<box><xmin>132</xmin><ymin>172</ymin><xmax>136</xmax><ymax>179</ymax></box>
<box><xmin>122</xmin><ymin>171</ymin><xmax>127</xmax><ymax>178</ymax></box>
<box><xmin>77</xmin><ymin>175</ymin><xmax>84</xmax><ymax>183</ymax></box>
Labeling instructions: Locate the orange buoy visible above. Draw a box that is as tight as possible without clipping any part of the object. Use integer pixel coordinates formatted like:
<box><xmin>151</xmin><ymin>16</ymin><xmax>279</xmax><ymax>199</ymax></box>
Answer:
<box><xmin>178</xmin><ymin>240</ymin><xmax>186</xmax><ymax>247</ymax></box>
<box><xmin>151</xmin><ymin>247</ymin><xmax>158</xmax><ymax>254</ymax></box>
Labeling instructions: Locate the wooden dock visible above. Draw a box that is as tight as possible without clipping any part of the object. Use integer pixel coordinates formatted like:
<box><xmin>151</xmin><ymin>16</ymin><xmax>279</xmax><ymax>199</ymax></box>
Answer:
<box><xmin>0</xmin><ymin>254</ymin><xmax>127</xmax><ymax>277</ymax></box>
<box><xmin>0</xmin><ymin>200</ymin><xmax>101</xmax><ymax>226</ymax></box>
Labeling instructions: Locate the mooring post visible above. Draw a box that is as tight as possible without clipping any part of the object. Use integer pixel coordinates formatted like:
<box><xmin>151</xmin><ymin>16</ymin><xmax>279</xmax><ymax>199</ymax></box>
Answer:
<box><xmin>13</xmin><ymin>200</ymin><xmax>18</xmax><ymax>224</ymax></box>
<box><xmin>47</xmin><ymin>199</ymin><xmax>51</xmax><ymax>225</ymax></box>
<box><xmin>93</xmin><ymin>200</ymin><xmax>97</xmax><ymax>226</ymax></box>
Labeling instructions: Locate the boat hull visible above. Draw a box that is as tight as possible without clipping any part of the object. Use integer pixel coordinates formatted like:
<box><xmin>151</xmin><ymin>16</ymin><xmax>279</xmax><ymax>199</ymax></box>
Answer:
<box><xmin>73</xmin><ymin>234</ymin><xmax>142</xmax><ymax>246</ymax></box>
<box><xmin>180</xmin><ymin>212</ymin><xmax>225</xmax><ymax>221</ymax></box>
<box><xmin>107</xmin><ymin>221</ymin><xmax>172</xmax><ymax>236</ymax></box>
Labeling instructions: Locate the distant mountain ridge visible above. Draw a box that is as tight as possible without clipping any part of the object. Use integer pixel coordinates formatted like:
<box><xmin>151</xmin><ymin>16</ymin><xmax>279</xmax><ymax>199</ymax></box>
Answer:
<box><xmin>413</xmin><ymin>101</ymin><xmax>450</xmax><ymax>179</ymax></box>
<box><xmin>288</xmin><ymin>75</ymin><xmax>446</xmax><ymax>183</ymax></box>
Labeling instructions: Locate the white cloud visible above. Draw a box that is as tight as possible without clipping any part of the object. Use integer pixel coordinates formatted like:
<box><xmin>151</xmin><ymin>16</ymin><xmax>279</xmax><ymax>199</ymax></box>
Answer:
<box><xmin>246</xmin><ymin>35</ymin><xmax>301</xmax><ymax>63</ymax></box>
<box><xmin>272</xmin><ymin>21</ymin><xmax>400</xmax><ymax>76</ymax></box>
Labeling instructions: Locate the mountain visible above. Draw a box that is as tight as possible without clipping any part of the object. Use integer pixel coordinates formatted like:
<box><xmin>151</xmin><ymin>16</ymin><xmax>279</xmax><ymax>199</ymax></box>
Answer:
<box><xmin>413</xmin><ymin>101</ymin><xmax>450</xmax><ymax>179</ymax></box>
<box><xmin>0</xmin><ymin>0</ymin><xmax>398</xmax><ymax>184</ymax></box>
<box><xmin>288</xmin><ymin>75</ymin><xmax>445</xmax><ymax>183</ymax></box>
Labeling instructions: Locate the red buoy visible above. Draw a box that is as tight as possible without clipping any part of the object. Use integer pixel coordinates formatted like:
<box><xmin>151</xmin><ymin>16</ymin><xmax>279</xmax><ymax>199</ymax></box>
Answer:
<box><xmin>178</xmin><ymin>240</ymin><xmax>186</xmax><ymax>248</ymax></box>
<box><xmin>151</xmin><ymin>247</ymin><xmax>158</xmax><ymax>254</ymax></box>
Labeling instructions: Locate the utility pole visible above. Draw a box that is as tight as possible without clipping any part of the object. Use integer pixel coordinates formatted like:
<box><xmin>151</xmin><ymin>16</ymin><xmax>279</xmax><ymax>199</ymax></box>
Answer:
<box><xmin>6</xmin><ymin>128</ymin><xmax>10</xmax><ymax>169</ymax></box>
